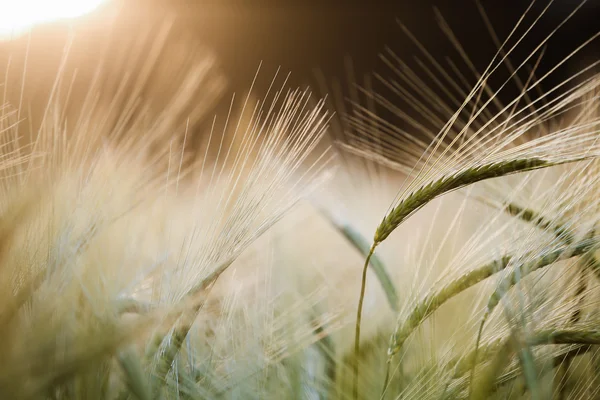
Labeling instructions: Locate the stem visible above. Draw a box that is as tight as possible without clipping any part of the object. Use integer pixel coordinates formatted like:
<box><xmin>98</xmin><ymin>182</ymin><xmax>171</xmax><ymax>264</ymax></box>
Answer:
<box><xmin>380</xmin><ymin>359</ymin><xmax>392</xmax><ymax>400</ymax></box>
<box><xmin>342</xmin><ymin>223</ymin><xmax>399</xmax><ymax>311</ymax></box>
<box><xmin>354</xmin><ymin>244</ymin><xmax>376</xmax><ymax>400</ymax></box>
<box><xmin>316</xmin><ymin>207</ymin><xmax>399</xmax><ymax>311</ymax></box>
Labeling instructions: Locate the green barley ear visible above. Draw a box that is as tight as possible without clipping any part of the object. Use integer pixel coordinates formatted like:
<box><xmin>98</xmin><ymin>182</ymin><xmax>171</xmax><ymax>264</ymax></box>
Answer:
<box><xmin>347</xmin><ymin>1</ymin><xmax>600</xmax><ymax>397</ymax></box>
<box><xmin>355</xmin><ymin>155</ymin><xmax>600</xmax><ymax>397</ymax></box>
<box><xmin>374</xmin><ymin>158</ymin><xmax>549</xmax><ymax>244</ymax></box>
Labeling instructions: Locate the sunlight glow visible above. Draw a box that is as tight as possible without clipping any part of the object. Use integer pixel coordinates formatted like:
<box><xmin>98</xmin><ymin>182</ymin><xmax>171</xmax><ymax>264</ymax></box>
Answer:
<box><xmin>0</xmin><ymin>0</ymin><xmax>108</xmax><ymax>39</ymax></box>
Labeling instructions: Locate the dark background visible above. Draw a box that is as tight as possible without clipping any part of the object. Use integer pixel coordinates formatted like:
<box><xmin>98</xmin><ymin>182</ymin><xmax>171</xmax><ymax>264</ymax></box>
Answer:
<box><xmin>141</xmin><ymin>0</ymin><xmax>600</xmax><ymax>95</ymax></box>
<box><xmin>133</xmin><ymin>0</ymin><xmax>600</xmax><ymax>143</ymax></box>
<box><xmin>3</xmin><ymin>0</ymin><xmax>599</xmax><ymax>143</ymax></box>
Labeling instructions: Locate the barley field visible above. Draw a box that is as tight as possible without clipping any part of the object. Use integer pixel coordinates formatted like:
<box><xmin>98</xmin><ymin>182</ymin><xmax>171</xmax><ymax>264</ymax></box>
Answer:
<box><xmin>0</xmin><ymin>1</ymin><xmax>599</xmax><ymax>399</ymax></box>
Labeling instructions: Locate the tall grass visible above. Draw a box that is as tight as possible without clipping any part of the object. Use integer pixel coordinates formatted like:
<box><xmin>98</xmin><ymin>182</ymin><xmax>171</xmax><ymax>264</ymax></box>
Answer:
<box><xmin>2</xmin><ymin>1</ymin><xmax>600</xmax><ymax>399</ymax></box>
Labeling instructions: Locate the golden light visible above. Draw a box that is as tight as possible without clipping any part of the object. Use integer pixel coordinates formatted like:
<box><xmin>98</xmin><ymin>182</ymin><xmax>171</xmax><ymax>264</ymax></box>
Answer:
<box><xmin>0</xmin><ymin>0</ymin><xmax>108</xmax><ymax>39</ymax></box>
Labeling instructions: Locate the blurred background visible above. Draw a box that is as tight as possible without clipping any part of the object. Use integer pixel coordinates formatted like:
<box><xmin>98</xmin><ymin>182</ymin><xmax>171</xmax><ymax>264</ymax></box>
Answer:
<box><xmin>0</xmin><ymin>0</ymin><xmax>599</xmax><ymax>153</ymax></box>
<box><xmin>143</xmin><ymin>0</ymin><xmax>600</xmax><ymax>92</ymax></box>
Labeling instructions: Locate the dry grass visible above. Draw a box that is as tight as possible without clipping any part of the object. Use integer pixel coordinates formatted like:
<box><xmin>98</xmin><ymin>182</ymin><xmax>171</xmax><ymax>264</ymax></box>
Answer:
<box><xmin>2</xmin><ymin>1</ymin><xmax>600</xmax><ymax>400</ymax></box>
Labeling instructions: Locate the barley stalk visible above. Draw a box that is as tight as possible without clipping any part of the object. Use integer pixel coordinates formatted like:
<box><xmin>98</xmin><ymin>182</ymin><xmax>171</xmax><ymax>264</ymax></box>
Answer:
<box><xmin>497</xmin><ymin>203</ymin><xmax>597</xmax><ymax>396</ymax></box>
<box><xmin>374</xmin><ymin>158</ymin><xmax>552</xmax><ymax>245</ymax></box>
<box><xmin>492</xmin><ymin>345</ymin><xmax>594</xmax><ymax>398</ymax></box>
<box><xmin>387</xmin><ymin>236</ymin><xmax>598</xmax><ymax>360</ymax></box>
<box><xmin>443</xmin><ymin>341</ymin><xmax>594</xmax><ymax>398</ymax></box>
<box><xmin>469</xmin><ymin>334</ymin><xmax>515</xmax><ymax>400</ymax></box>
<box><xmin>514</xmin><ymin>330</ymin><xmax>540</xmax><ymax>400</ymax></box>
<box><xmin>321</xmin><ymin>212</ymin><xmax>399</xmax><ymax>311</ymax></box>
<box><xmin>149</xmin><ymin>286</ymin><xmax>217</xmax><ymax>394</ymax></box>
<box><xmin>450</xmin><ymin>339</ymin><xmax>594</xmax><ymax>384</ymax></box>
<box><xmin>502</xmin><ymin>202</ymin><xmax>574</xmax><ymax>244</ymax></box>
<box><xmin>353</xmin><ymin>245</ymin><xmax>375</xmax><ymax>400</ymax></box>
<box><xmin>357</xmin><ymin>157</ymin><xmax>598</xmax><ymax>399</ymax></box>
<box><xmin>469</xmin><ymin>308</ymin><xmax>541</xmax><ymax>400</ymax></box>
<box><xmin>448</xmin><ymin>337</ymin><xmax>505</xmax><ymax>380</ymax></box>
<box><xmin>379</xmin><ymin>253</ymin><xmax>510</xmax><ymax>398</ymax></box>
<box><xmin>470</xmin><ymin>328</ymin><xmax>600</xmax><ymax>399</ymax></box>
<box><xmin>118</xmin><ymin>348</ymin><xmax>152</xmax><ymax>400</ymax></box>
<box><xmin>470</xmin><ymin>239</ymin><xmax>599</xmax><ymax>390</ymax></box>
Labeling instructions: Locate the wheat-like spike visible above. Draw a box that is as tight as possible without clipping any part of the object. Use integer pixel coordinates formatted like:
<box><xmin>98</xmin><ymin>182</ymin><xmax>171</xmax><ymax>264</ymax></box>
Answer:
<box><xmin>527</xmin><ymin>329</ymin><xmax>600</xmax><ymax>347</ymax></box>
<box><xmin>466</xmin><ymin>196</ymin><xmax>596</xmax><ymax>378</ymax></box>
<box><xmin>0</xmin><ymin>34</ymin><xmax>333</xmax><ymax>394</ymax></box>
<box><xmin>446</xmin><ymin>341</ymin><xmax>598</xmax><ymax>399</ymax></box>
<box><xmin>355</xmin><ymin>157</ymin><xmax>566</xmax><ymax>397</ymax></box>
<box><xmin>469</xmin><ymin>242</ymin><xmax>600</xmax><ymax>388</ymax></box>
<box><xmin>116</xmin><ymin>297</ymin><xmax>155</xmax><ymax>315</ymax></box>
<box><xmin>142</xmin><ymin>87</ymin><xmax>332</xmax><ymax>391</ymax></box>
<box><xmin>448</xmin><ymin>337</ymin><xmax>594</xmax><ymax>390</ymax></box>
<box><xmin>474</xmin><ymin>230</ymin><xmax>597</xmax><ymax>337</ymax></box>
<box><xmin>386</xmin><ymin>235</ymin><xmax>598</xmax><ymax>360</ymax></box>
<box><xmin>374</xmin><ymin>158</ymin><xmax>551</xmax><ymax>244</ymax></box>
<box><xmin>354</xmin><ymin>153</ymin><xmax>600</xmax><ymax>395</ymax></box>
<box><xmin>462</xmin><ymin>198</ymin><xmax>599</xmax><ymax>396</ymax></box>
<box><xmin>471</xmin><ymin>328</ymin><xmax>600</xmax><ymax>400</ymax></box>
<box><xmin>343</xmin><ymin>2</ymin><xmax>600</xmax><ymax>398</ymax></box>
<box><xmin>4</xmin><ymin>1</ymin><xmax>600</xmax><ymax>398</ymax></box>
<box><xmin>501</xmin><ymin>202</ymin><xmax>575</xmax><ymax>244</ymax></box>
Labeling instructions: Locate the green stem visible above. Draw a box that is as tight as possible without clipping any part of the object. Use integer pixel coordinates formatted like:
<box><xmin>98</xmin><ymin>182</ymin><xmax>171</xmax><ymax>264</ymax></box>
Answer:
<box><xmin>354</xmin><ymin>244</ymin><xmax>376</xmax><ymax>400</ymax></box>
<box><xmin>341</xmin><ymin>223</ymin><xmax>399</xmax><ymax>311</ymax></box>
<box><xmin>316</xmin><ymin>207</ymin><xmax>399</xmax><ymax>311</ymax></box>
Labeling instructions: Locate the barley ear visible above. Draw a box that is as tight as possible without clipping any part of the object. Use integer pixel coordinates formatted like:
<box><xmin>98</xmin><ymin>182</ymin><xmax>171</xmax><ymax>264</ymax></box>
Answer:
<box><xmin>501</xmin><ymin>202</ymin><xmax>574</xmax><ymax>244</ymax></box>
<box><xmin>374</xmin><ymin>158</ymin><xmax>551</xmax><ymax>245</ymax></box>
<box><xmin>355</xmin><ymin>157</ymin><xmax>566</xmax><ymax>399</ymax></box>
<box><xmin>470</xmin><ymin>236</ymin><xmax>600</xmax><ymax>394</ymax></box>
